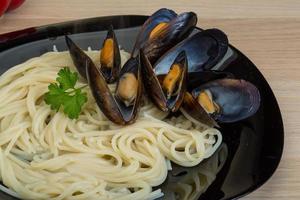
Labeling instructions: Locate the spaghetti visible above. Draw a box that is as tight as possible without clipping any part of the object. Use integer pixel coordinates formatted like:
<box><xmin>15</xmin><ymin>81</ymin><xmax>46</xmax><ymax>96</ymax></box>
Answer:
<box><xmin>0</xmin><ymin>50</ymin><xmax>221</xmax><ymax>200</ymax></box>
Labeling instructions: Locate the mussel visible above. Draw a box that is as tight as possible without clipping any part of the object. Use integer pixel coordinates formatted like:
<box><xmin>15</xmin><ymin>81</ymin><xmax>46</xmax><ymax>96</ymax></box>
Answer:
<box><xmin>142</xmin><ymin>12</ymin><xmax>197</xmax><ymax>64</ymax></box>
<box><xmin>100</xmin><ymin>25</ymin><xmax>121</xmax><ymax>83</ymax></box>
<box><xmin>66</xmin><ymin>34</ymin><xmax>141</xmax><ymax>125</ymax></box>
<box><xmin>87</xmin><ymin>55</ymin><xmax>142</xmax><ymax>125</ymax></box>
<box><xmin>141</xmin><ymin>50</ymin><xmax>187</xmax><ymax>112</ymax></box>
<box><xmin>132</xmin><ymin>8</ymin><xmax>197</xmax><ymax>64</ymax></box>
<box><xmin>154</xmin><ymin>29</ymin><xmax>228</xmax><ymax>75</ymax></box>
<box><xmin>66</xmin><ymin>26</ymin><xmax>121</xmax><ymax>83</ymax></box>
<box><xmin>182</xmin><ymin>78</ymin><xmax>261</xmax><ymax>127</ymax></box>
<box><xmin>132</xmin><ymin>8</ymin><xmax>177</xmax><ymax>57</ymax></box>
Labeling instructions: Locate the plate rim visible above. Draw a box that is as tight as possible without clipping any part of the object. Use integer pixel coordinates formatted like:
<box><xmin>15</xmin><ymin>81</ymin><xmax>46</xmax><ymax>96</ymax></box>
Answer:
<box><xmin>223</xmin><ymin>44</ymin><xmax>284</xmax><ymax>200</ymax></box>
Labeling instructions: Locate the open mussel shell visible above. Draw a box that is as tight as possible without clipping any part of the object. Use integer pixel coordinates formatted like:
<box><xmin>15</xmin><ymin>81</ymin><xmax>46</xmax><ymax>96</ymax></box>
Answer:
<box><xmin>141</xmin><ymin>50</ymin><xmax>187</xmax><ymax>112</ymax></box>
<box><xmin>191</xmin><ymin>78</ymin><xmax>261</xmax><ymax>123</ymax></box>
<box><xmin>65</xmin><ymin>35</ymin><xmax>90</xmax><ymax>79</ymax></box>
<box><xmin>115</xmin><ymin>56</ymin><xmax>142</xmax><ymax>123</ymax></box>
<box><xmin>154</xmin><ymin>28</ymin><xmax>228</xmax><ymax>75</ymax></box>
<box><xmin>180</xmin><ymin>71</ymin><xmax>234</xmax><ymax>128</ymax></box>
<box><xmin>100</xmin><ymin>25</ymin><xmax>121</xmax><ymax>83</ymax></box>
<box><xmin>132</xmin><ymin>8</ymin><xmax>177</xmax><ymax>57</ymax></box>
<box><xmin>87</xmin><ymin>55</ymin><xmax>142</xmax><ymax>125</ymax></box>
<box><xmin>142</xmin><ymin>12</ymin><xmax>197</xmax><ymax>64</ymax></box>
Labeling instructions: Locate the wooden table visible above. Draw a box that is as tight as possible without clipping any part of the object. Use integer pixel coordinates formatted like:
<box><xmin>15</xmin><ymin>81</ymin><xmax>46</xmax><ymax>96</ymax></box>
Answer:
<box><xmin>0</xmin><ymin>0</ymin><xmax>299</xmax><ymax>199</ymax></box>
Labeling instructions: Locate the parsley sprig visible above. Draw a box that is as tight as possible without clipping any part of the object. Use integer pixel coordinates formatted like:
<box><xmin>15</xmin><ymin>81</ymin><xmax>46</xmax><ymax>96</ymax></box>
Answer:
<box><xmin>44</xmin><ymin>67</ymin><xmax>87</xmax><ymax>119</ymax></box>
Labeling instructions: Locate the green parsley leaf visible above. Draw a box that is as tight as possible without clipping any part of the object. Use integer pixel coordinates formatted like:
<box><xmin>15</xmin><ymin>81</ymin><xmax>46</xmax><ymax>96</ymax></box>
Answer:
<box><xmin>44</xmin><ymin>83</ymin><xmax>67</xmax><ymax>111</ymax></box>
<box><xmin>56</xmin><ymin>67</ymin><xmax>78</xmax><ymax>90</ymax></box>
<box><xmin>44</xmin><ymin>67</ymin><xmax>87</xmax><ymax>119</ymax></box>
<box><xmin>63</xmin><ymin>90</ymin><xmax>88</xmax><ymax>119</ymax></box>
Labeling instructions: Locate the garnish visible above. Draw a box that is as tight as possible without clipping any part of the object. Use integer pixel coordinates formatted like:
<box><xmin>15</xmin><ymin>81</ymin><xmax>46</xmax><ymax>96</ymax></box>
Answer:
<box><xmin>44</xmin><ymin>67</ymin><xmax>87</xmax><ymax>119</ymax></box>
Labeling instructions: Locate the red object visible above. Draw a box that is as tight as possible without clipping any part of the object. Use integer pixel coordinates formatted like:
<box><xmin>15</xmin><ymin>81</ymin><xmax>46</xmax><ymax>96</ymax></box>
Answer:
<box><xmin>0</xmin><ymin>0</ymin><xmax>11</xmax><ymax>16</ymax></box>
<box><xmin>6</xmin><ymin>0</ymin><xmax>25</xmax><ymax>12</ymax></box>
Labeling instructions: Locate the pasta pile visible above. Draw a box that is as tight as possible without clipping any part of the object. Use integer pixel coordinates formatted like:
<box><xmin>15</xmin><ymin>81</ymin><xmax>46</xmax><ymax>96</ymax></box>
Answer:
<box><xmin>0</xmin><ymin>50</ymin><xmax>221</xmax><ymax>200</ymax></box>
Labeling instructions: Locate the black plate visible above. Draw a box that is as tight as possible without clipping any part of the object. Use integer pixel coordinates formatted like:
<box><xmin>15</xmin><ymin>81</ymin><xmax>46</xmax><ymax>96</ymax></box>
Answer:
<box><xmin>0</xmin><ymin>15</ymin><xmax>284</xmax><ymax>200</ymax></box>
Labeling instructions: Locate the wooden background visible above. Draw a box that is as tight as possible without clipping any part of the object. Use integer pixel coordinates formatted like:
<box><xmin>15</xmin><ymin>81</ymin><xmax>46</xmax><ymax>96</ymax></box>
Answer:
<box><xmin>0</xmin><ymin>0</ymin><xmax>299</xmax><ymax>199</ymax></box>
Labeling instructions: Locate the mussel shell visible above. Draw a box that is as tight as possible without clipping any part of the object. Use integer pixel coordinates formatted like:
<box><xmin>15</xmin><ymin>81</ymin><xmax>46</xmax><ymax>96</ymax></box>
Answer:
<box><xmin>154</xmin><ymin>29</ymin><xmax>228</xmax><ymax>75</ymax></box>
<box><xmin>141</xmin><ymin>50</ymin><xmax>187</xmax><ymax>112</ymax></box>
<box><xmin>132</xmin><ymin>8</ymin><xmax>177</xmax><ymax>57</ymax></box>
<box><xmin>181</xmin><ymin>92</ymin><xmax>219</xmax><ymax>127</ymax></box>
<box><xmin>87</xmin><ymin>55</ymin><xmax>142</xmax><ymax>125</ymax></box>
<box><xmin>192</xmin><ymin>79</ymin><xmax>261</xmax><ymax>123</ymax></box>
<box><xmin>86</xmin><ymin>58</ymin><xmax>125</xmax><ymax>124</ymax></box>
<box><xmin>100</xmin><ymin>25</ymin><xmax>121</xmax><ymax>83</ymax></box>
<box><xmin>65</xmin><ymin>35</ymin><xmax>89</xmax><ymax>79</ymax></box>
<box><xmin>142</xmin><ymin>12</ymin><xmax>197</xmax><ymax>64</ymax></box>
<box><xmin>115</xmin><ymin>56</ymin><xmax>142</xmax><ymax>123</ymax></box>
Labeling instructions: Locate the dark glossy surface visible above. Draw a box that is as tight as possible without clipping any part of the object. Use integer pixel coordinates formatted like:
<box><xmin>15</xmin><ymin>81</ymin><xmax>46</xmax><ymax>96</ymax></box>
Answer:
<box><xmin>0</xmin><ymin>15</ymin><xmax>284</xmax><ymax>200</ymax></box>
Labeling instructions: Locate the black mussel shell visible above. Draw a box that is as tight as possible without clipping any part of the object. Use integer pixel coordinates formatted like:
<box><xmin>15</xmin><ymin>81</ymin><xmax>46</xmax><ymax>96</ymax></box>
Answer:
<box><xmin>192</xmin><ymin>79</ymin><xmax>261</xmax><ymax>123</ymax></box>
<box><xmin>154</xmin><ymin>29</ymin><xmax>228</xmax><ymax>75</ymax></box>
<box><xmin>86</xmin><ymin>58</ymin><xmax>124</xmax><ymax>124</ymax></box>
<box><xmin>141</xmin><ymin>50</ymin><xmax>187</xmax><ymax>112</ymax></box>
<box><xmin>142</xmin><ymin>12</ymin><xmax>197</xmax><ymax>64</ymax></box>
<box><xmin>115</xmin><ymin>56</ymin><xmax>142</xmax><ymax>123</ymax></box>
<box><xmin>100</xmin><ymin>25</ymin><xmax>121</xmax><ymax>83</ymax></box>
<box><xmin>87</xmin><ymin>55</ymin><xmax>142</xmax><ymax>125</ymax></box>
<box><xmin>65</xmin><ymin>35</ymin><xmax>89</xmax><ymax>79</ymax></box>
<box><xmin>132</xmin><ymin>8</ymin><xmax>177</xmax><ymax>57</ymax></box>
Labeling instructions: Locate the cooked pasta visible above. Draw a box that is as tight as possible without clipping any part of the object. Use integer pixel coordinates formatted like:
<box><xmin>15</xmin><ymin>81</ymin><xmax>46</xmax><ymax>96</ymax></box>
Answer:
<box><xmin>0</xmin><ymin>49</ymin><xmax>222</xmax><ymax>200</ymax></box>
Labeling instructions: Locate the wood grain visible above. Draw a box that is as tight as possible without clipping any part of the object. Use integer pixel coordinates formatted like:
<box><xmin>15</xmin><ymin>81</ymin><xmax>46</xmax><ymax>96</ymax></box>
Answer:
<box><xmin>1</xmin><ymin>0</ymin><xmax>300</xmax><ymax>199</ymax></box>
